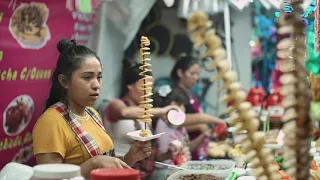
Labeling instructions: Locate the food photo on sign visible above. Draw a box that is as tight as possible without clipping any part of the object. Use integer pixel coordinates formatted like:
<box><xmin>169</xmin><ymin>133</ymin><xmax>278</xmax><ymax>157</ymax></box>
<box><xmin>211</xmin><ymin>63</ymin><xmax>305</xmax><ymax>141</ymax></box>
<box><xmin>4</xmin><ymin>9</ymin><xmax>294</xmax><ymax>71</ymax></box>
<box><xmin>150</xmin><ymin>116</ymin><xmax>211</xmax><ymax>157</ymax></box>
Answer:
<box><xmin>8</xmin><ymin>2</ymin><xmax>51</xmax><ymax>49</ymax></box>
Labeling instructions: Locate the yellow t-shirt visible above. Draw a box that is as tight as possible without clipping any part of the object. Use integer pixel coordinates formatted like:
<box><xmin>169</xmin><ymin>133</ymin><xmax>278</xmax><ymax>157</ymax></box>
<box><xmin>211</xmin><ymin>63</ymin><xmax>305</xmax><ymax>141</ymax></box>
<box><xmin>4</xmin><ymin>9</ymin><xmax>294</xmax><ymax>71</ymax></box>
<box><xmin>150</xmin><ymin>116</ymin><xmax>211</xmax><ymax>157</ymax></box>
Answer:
<box><xmin>32</xmin><ymin>107</ymin><xmax>114</xmax><ymax>165</ymax></box>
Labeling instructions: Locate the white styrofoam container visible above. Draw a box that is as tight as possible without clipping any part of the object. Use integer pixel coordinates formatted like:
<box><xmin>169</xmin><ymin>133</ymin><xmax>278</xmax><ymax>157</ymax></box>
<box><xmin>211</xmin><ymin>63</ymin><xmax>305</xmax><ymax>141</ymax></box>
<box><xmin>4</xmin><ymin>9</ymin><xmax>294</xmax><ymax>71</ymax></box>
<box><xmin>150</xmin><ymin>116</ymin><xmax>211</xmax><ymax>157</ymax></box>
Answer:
<box><xmin>180</xmin><ymin>159</ymin><xmax>235</xmax><ymax>175</ymax></box>
<box><xmin>167</xmin><ymin>170</ymin><xmax>231</xmax><ymax>180</ymax></box>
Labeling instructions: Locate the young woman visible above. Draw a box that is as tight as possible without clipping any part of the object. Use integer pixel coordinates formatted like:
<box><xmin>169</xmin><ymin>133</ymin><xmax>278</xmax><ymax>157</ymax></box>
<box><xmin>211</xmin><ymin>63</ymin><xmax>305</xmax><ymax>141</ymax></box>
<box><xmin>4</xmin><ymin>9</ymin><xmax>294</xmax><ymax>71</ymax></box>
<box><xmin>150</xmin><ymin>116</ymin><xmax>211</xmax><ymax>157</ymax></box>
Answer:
<box><xmin>32</xmin><ymin>39</ymin><xmax>151</xmax><ymax>179</ymax></box>
<box><xmin>170</xmin><ymin>56</ymin><xmax>226</xmax><ymax>160</ymax></box>
<box><xmin>103</xmin><ymin>59</ymin><xmax>179</xmax><ymax>179</ymax></box>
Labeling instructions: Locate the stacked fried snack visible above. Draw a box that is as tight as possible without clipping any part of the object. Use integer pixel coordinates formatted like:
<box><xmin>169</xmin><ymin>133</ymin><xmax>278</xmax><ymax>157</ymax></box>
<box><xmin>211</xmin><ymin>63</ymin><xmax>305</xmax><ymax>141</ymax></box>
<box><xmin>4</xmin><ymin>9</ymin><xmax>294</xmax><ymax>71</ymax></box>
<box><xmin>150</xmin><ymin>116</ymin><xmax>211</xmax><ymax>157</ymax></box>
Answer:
<box><xmin>277</xmin><ymin>0</ymin><xmax>312</xmax><ymax>179</ymax></box>
<box><xmin>138</xmin><ymin>36</ymin><xmax>154</xmax><ymax>137</ymax></box>
<box><xmin>187</xmin><ymin>11</ymin><xmax>280</xmax><ymax>180</ymax></box>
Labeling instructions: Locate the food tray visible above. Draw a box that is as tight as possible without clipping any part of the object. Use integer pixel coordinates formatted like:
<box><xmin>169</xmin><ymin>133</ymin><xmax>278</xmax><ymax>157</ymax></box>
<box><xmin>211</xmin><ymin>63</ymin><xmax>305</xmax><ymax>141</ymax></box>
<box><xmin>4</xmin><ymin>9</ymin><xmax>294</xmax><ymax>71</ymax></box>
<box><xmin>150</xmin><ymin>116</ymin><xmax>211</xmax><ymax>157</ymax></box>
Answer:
<box><xmin>180</xmin><ymin>159</ymin><xmax>235</xmax><ymax>175</ymax></box>
<box><xmin>127</xmin><ymin>130</ymin><xmax>165</xmax><ymax>141</ymax></box>
<box><xmin>167</xmin><ymin>170</ymin><xmax>231</xmax><ymax>180</ymax></box>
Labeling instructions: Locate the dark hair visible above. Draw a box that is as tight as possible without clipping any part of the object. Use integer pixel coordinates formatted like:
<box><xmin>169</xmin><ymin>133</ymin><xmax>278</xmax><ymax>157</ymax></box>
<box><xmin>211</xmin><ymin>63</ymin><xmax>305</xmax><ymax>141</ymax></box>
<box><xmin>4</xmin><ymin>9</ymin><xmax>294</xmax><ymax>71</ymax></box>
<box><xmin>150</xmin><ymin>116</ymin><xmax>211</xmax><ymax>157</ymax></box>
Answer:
<box><xmin>120</xmin><ymin>58</ymin><xmax>152</xmax><ymax>97</ymax></box>
<box><xmin>170</xmin><ymin>56</ymin><xmax>199</xmax><ymax>83</ymax></box>
<box><xmin>153</xmin><ymin>88</ymin><xmax>186</xmax><ymax>108</ymax></box>
<box><xmin>45</xmin><ymin>39</ymin><xmax>101</xmax><ymax>110</ymax></box>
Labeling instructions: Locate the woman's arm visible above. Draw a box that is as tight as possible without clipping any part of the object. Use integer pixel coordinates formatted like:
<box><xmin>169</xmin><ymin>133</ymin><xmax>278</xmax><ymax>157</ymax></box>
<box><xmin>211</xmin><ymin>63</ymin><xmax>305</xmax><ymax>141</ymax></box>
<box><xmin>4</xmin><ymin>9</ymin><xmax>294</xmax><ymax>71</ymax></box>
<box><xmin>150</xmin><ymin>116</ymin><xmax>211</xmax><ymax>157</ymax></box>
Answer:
<box><xmin>35</xmin><ymin>153</ymin><xmax>63</xmax><ymax>164</ymax></box>
<box><xmin>107</xmin><ymin>101</ymin><xmax>141</xmax><ymax>121</ymax></box>
<box><xmin>121</xmin><ymin>106</ymin><xmax>166</xmax><ymax>119</ymax></box>
<box><xmin>183</xmin><ymin>113</ymin><xmax>226</xmax><ymax>126</ymax></box>
<box><xmin>108</xmin><ymin>101</ymin><xmax>179</xmax><ymax>121</ymax></box>
<box><xmin>155</xmin><ymin>152</ymin><xmax>171</xmax><ymax>162</ymax></box>
<box><xmin>185</xmin><ymin>124</ymin><xmax>209</xmax><ymax>133</ymax></box>
<box><xmin>189</xmin><ymin>131</ymin><xmax>210</xmax><ymax>152</ymax></box>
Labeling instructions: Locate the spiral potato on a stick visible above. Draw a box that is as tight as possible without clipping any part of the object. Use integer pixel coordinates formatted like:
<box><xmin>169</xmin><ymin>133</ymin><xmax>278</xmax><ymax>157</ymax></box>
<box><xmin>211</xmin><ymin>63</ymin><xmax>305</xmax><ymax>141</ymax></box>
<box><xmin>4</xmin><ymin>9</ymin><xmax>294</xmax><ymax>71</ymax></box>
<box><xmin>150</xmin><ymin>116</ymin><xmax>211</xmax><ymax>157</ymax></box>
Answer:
<box><xmin>138</xmin><ymin>36</ymin><xmax>154</xmax><ymax>137</ymax></box>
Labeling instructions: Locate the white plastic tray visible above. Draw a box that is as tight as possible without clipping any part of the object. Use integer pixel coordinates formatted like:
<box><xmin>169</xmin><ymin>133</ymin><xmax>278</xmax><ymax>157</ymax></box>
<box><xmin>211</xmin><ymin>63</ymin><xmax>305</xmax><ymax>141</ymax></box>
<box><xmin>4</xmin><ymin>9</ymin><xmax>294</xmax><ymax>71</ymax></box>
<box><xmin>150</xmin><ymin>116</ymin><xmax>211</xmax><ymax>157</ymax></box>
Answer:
<box><xmin>167</xmin><ymin>170</ymin><xmax>231</xmax><ymax>180</ymax></box>
<box><xmin>127</xmin><ymin>130</ymin><xmax>165</xmax><ymax>141</ymax></box>
<box><xmin>180</xmin><ymin>159</ymin><xmax>235</xmax><ymax>175</ymax></box>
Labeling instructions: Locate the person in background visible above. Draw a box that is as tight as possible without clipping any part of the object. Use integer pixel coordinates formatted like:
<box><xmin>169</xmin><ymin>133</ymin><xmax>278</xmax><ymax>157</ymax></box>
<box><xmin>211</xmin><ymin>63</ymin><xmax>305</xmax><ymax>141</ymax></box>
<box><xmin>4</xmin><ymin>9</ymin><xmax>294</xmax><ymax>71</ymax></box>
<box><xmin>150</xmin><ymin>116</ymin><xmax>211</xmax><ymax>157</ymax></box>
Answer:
<box><xmin>32</xmin><ymin>39</ymin><xmax>151</xmax><ymax>179</ymax></box>
<box><xmin>151</xmin><ymin>86</ymin><xmax>214</xmax><ymax>179</ymax></box>
<box><xmin>170</xmin><ymin>55</ymin><xmax>227</xmax><ymax>160</ymax></box>
<box><xmin>104</xmin><ymin>59</ymin><xmax>179</xmax><ymax>179</ymax></box>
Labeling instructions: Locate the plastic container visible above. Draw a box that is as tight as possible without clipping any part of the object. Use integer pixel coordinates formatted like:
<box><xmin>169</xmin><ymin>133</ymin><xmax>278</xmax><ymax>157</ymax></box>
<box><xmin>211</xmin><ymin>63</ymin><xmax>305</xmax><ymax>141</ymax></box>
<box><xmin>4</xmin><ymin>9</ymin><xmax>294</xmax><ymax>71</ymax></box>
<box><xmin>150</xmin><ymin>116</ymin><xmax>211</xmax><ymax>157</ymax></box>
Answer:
<box><xmin>232</xmin><ymin>168</ymin><xmax>247</xmax><ymax>177</ymax></box>
<box><xmin>314</xmin><ymin>156</ymin><xmax>320</xmax><ymax>166</ymax></box>
<box><xmin>180</xmin><ymin>159</ymin><xmax>235</xmax><ymax>176</ymax></box>
<box><xmin>237</xmin><ymin>176</ymin><xmax>256</xmax><ymax>180</ymax></box>
<box><xmin>90</xmin><ymin>168</ymin><xmax>140</xmax><ymax>180</ymax></box>
<box><xmin>234</xmin><ymin>156</ymin><xmax>246</xmax><ymax>168</ymax></box>
<box><xmin>0</xmin><ymin>162</ymin><xmax>33</xmax><ymax>180</ymax></box>
<box><xmin>167</xmin><ymin>109</ymin><xmax>186</xmax><ymax>127</ymax></box>
<box><xmin>30</xmin><ymin>164</ymin><xmax>84</xmax><ymax>180</ymax></box>
<box><xmin>167</xmin><ymin>170</ymin><xmax>231</xmax><ymax>180</ymax></box>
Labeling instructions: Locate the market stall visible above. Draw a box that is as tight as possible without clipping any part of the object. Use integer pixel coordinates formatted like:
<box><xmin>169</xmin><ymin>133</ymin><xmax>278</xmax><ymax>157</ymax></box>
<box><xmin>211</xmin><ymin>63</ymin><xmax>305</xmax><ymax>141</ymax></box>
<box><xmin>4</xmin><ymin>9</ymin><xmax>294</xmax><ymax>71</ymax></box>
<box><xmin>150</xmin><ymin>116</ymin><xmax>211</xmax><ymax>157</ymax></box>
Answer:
<box><xmin>1</xmin><ymin>0</ymin><xmax>320</xmax><ymax>180</ymax></box>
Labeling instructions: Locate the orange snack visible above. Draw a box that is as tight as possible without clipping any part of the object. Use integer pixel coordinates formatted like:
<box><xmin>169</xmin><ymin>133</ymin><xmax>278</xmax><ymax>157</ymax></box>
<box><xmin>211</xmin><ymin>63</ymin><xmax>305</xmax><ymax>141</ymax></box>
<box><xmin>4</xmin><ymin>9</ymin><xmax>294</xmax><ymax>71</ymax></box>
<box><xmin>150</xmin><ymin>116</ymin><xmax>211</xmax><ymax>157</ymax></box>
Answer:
<box><xmin>273</xmin><ymin>162</ymin><xmax>280</xmax><ymax>170</ymax></box>
<box><xmin>278</xmin><ymin>170</ymin><xmax>290</xmax><ymax>180</ymax></box>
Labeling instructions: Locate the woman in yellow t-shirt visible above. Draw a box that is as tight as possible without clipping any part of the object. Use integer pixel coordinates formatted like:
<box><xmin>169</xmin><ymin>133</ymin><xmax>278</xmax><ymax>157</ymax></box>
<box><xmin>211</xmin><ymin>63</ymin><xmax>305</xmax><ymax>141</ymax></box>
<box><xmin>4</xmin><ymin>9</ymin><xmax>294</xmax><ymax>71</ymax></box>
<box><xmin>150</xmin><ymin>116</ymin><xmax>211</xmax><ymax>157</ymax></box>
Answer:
<box><xmin>32</xmin><ymin>39</ymin><xmax>151</xmax><ymax>179</ymax></box>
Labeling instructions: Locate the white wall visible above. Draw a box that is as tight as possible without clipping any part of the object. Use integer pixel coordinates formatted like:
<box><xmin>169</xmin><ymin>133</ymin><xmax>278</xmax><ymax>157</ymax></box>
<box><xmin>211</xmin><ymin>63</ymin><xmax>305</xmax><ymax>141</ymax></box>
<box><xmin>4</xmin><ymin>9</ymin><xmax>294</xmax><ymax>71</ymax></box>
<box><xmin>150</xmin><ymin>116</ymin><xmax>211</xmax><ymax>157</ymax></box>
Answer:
<box><xmin>147</xmin><ymin>6</ymin><xmax>252</xmax><ymax>116</ymax></box>
<box><xmin>87</xmin><ymin>0</ymin><xmax>156</xmax><ymax>108</ymax></box>
<box><xmin>230</xmin><ymin>6</ymin><xmax>252</xmax><ymax>92</ymax></box>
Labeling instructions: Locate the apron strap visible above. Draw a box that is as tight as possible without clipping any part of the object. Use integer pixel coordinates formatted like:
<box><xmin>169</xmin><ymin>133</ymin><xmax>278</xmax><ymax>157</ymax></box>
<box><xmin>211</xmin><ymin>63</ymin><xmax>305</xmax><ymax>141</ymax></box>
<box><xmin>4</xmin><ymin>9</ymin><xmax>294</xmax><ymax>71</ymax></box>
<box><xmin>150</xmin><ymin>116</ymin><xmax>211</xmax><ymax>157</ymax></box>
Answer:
<box><xmin>52</xmin><ymin>102</ymin><xmax>101</xmax><ymax>157</ymax></box>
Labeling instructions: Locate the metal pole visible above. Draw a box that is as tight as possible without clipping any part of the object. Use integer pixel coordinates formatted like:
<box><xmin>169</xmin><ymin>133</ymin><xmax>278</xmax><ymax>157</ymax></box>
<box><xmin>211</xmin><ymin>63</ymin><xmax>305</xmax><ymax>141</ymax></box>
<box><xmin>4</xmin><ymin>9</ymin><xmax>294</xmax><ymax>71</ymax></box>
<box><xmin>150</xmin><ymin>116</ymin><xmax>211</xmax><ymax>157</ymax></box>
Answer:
<box><xmin>224</xmin><ymin>1</ymin><xmax>232</xmax><ymax>68</ymax></box>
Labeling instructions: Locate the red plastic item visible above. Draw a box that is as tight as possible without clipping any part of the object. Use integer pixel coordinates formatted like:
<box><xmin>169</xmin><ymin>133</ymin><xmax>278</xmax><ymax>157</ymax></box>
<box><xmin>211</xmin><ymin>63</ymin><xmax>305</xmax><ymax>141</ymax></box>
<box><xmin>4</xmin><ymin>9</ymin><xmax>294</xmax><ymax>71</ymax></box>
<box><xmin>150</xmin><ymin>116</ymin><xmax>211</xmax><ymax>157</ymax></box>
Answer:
<box><xmin>211</xmin><ymin>124</ymin><xmax>228</xmax><ymax>141</ymax></box>
<box><xmin>91</xmin><ymin>169</ymin><xmax>140</xmax><ymax>180</ymax></box>
<box><xmin>173</xmin><ymin>151</ymin><xmax>188</xmax><ymax>166</ymax></box>
<box><xmin>246</xmin><ymin>86</ymin><xmax>266</xmax><ymax>116</ymax></box>
<box><xmin>266</xmin><ymin>88</ymin><xmax>284</xmax><ymax>121</ymax></box>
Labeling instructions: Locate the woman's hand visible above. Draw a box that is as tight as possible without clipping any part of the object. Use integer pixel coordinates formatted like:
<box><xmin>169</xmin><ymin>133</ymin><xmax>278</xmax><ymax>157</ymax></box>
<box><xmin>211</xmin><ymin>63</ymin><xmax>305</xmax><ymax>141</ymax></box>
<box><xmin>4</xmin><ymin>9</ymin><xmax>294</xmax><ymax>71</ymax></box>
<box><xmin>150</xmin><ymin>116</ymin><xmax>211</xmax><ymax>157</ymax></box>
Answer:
<box><xmin>124</xmin><ymin>141</ymin><xmax>152</xmax><ymax>166</ymax></box>
<box><xmin>211</xmin><ymin>116</ymin><xmax>227</xmax><ymax>126</ymax></box>
<box><xmin>156</xmin><ymin>150</ymin><xmax>174</xmax><ymax>162</ymax></box>
<box><xmin>161</xmin><ymin>105</ymin><xmax>182</xmax><ymax>116</ymax></box>
<box><xmin>81</xmin><ymin>155</ymin><xmax>130</xmax><ymax>179</ymax></box>
<box><xmin>203</xmin><ymin>129</ymin><xmax>212</xmax><ymax>138</ymax></box>
<box><xmin>199</xmin><ymin>124</ymin><xmax>210</xmax><ymax>133</ymax></box>
<box><xmin>92</xmin><ymin>155</ymin><xmax>131</xmax><ymax>169</ymax></box>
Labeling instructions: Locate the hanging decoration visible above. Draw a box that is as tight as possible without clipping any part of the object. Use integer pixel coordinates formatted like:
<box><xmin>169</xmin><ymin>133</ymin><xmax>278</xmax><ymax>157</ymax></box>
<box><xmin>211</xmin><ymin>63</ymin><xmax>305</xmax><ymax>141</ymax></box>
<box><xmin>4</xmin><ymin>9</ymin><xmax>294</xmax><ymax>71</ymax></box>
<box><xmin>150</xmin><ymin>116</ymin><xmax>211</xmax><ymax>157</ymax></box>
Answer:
<box><xmin>250</xmin><ymin>30</ymin><xmax>263</xmax><ymax>88</ymax></box>
<box><xmin>253</xmin><ymin>1</ymin><xmax>277</xmax><ymax>95</ymax></box>
<box><xmin>228</xmin><ymin>0</ymin><xmax>251</xmax><ymax>11</ymax></box>
<box><xmin>306</xmin><ymin>18</ymin><xmax>320</xmax><ymax>75</ymax></box>
<box><xmin>259</xmin><ymin>0</ymin><xmax>272</xmax><ymax>9</ymax></box>
<box><xmin>310</xmin><ymin>74</ymin><xmax>320</xmax><ymax>121</ymax></box>
<box><xmin>177</xmin><ymin>0</ymin><xmax>224</xmax><ymax>19</ymax></box>
<box><xmin>315</xmin><ymin>0</ymin><xmax>320</xmax><ymax>52</ymax></box>
<box><xmin>309</xmin><ymin>0</ymin><xmax>320</xmax><ymax>122</ymax></box>
<box><xmin>66</xmin><ymin>0</ymin><xmax>102</xmax><ymax>13</ymax></box>
<box><xmin>163</xmin><ymin>0</ymin><xmax>175</xmax><ymax>7</ymax></box>
<box><xmin>275</xmin><ymin>0</ymin><xmax>316</xmax><ymax>26</ymax></box>
<box><xmin>267</xmin><ymin>0</ymin><xmax>281</xmax><ymax>9</ymax></box>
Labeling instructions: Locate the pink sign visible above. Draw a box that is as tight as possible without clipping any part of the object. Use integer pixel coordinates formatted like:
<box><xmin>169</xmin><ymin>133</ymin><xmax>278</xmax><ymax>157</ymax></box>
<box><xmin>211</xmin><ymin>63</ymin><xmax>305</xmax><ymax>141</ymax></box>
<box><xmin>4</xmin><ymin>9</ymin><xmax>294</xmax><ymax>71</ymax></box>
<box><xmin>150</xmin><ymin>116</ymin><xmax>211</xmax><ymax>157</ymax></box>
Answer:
<box><xmin>0</xmin><ymin>0</ymin><xmax>95</xmax><ymax>168</ymax></box>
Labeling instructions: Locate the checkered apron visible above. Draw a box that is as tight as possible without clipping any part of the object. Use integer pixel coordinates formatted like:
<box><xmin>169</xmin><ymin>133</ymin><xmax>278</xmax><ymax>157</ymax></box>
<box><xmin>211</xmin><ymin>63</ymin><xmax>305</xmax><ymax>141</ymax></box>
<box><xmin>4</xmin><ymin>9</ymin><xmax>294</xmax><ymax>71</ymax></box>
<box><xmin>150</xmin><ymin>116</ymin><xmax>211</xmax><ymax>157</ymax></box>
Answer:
<box><xmin>52</xmin><ymin>102</ymin><xmax>114</xmax><ymax>157</ymax></box>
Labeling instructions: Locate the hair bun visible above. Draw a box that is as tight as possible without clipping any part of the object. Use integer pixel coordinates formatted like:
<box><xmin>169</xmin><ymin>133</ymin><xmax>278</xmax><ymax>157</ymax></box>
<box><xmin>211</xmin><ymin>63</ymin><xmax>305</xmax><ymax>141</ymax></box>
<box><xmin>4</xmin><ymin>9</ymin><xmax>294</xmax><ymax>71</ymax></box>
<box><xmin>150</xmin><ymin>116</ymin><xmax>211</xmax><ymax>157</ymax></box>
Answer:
<box><xmin>57</xmin><ymin>39</ymin><xmax>77</xmax><ymax>54</ymax></box>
